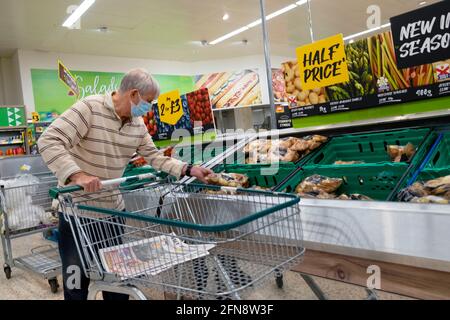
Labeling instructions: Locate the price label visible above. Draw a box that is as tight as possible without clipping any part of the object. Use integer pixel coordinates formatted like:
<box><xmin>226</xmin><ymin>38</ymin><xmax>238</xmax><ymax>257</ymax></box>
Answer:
<box><xmin>416</xmin><ymin>89</ymin><xmax>432</xmax><ymax>97</ymax></box>
<box><xmin>32</xmin><ymin>112</ymin><xmax>40</xmax><ymax>123</ymax></box>
<box><xmin>157</xmin><ymin>90</ymin><xmax>184</xmax><ymax>125</ymax></box>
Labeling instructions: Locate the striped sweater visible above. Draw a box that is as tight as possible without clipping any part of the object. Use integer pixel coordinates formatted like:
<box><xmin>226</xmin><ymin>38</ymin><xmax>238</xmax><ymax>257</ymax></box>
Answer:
<box><xmin>38</xmin><ymin>93</ymin><xmax>186</xmax><ymax>210</ymax></box>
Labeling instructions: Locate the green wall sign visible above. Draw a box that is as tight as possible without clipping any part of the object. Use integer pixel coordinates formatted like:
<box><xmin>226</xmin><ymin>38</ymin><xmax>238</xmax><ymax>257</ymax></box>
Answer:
<box><xmin>0</xmin><ymin>106</ymin><xmax>26</xmax><ymax>127</ymax></box>
<box><xmin>31</xmin><ymin>69</ymin><xmax>195</xmax><ymax>115</ymax></box>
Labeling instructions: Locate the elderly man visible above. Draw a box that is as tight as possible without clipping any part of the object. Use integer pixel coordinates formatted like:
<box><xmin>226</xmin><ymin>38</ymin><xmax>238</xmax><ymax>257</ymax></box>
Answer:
<box><xmin>38</xmin><ymin>68</ymin><xmax>212</xmax><ymax>300</ymax></box>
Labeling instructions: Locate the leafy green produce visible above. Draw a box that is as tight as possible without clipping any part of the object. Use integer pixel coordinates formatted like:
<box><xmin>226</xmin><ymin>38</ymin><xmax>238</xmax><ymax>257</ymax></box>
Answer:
<box><xmin>326</xmin><ymin>39</ymin><xmax>376</xmax><ymax>101</ymax></box>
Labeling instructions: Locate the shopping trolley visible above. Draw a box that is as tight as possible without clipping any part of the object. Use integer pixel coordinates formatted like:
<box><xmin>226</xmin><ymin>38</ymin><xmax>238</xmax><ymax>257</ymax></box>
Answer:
<box><xmin>51</xmin><ymin>175</ymin><xmax>304</xmax><ymax>300</ymax></box>
<box><xmin>0</xmin><ymin>172</ymin><xmax>61</xmax><ymax>293</ymax></box>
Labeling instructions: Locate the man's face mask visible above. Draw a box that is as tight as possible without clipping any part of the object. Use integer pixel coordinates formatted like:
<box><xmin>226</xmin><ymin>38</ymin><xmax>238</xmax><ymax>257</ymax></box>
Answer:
<box><xmin>131</xmin><ymin>93</ymin><xmax>152</xmax><ymax>118</ymax></box>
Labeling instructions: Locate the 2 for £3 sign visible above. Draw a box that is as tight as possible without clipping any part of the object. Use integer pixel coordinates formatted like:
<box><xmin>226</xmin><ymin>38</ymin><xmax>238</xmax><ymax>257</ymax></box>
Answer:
<box><xmin>157</xmin><ymin>90</ymin><xmax>184</xmax><ymax>125</ymax></box>
<box><xmin>296</xmin><ymin>34</ymin><xmax>349</xmax><ymax>91</ymax></box>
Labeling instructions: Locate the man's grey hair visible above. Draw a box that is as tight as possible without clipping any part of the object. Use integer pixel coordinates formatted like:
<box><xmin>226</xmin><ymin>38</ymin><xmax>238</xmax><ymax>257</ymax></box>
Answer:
<box><xmin>119</xmin><ymin>68</ymin><xmax>160</xmax><ymax>98</ymax></box>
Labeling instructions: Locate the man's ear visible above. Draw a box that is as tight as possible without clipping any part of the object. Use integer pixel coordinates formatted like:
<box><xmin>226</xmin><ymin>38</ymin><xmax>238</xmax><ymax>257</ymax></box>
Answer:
<box><xmin>130</xmin><ymin>89</ymin><xmax>139</xmax><ymax>98</ymax></box>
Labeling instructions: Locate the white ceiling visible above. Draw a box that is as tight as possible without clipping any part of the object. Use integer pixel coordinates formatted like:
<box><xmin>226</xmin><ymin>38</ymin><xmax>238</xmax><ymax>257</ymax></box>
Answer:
<box><xmin>0</xmin><ymin>0</ymin><xmax>442</xmax><ymax>61</ymax></box>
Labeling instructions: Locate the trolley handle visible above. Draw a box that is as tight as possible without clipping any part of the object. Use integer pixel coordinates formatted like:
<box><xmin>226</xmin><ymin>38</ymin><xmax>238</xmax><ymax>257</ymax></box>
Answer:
<box><xmin>49</xmin><ymin>173</ymin><xmax>158</xmax><ymax>198</ymax></box>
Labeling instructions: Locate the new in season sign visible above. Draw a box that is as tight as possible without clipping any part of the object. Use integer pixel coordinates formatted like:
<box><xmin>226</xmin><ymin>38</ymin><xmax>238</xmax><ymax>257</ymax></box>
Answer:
<box><xmin>296</xmin><ymin>34</ymin><xmax>349</xmax><ymax>91</ymax></box>
<box><xmin>390</xmin><ymin>1</ymin><xmax>450</xmax><ymax>69</ymax></box>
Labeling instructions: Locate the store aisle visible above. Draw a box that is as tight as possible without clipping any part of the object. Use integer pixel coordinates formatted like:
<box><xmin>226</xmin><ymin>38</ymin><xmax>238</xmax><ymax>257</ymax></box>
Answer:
<box><xmin>0</xmin><ymin>234</ymin><xmax>413</xmax><ymax>300</ymax></box>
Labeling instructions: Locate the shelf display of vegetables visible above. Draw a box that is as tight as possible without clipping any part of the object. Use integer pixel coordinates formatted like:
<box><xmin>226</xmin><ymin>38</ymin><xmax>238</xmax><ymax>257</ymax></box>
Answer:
<box><xmin>186</xmin><ymin>88</ymin><xmax>214</xmax><ymax>129</ymax></box>
<box><xmin>326</xmin><ymin>39</ymin><xmax>376</xmax><ymax>100</ymax></box>
<box><xmin>282</xmin><ymin>60</ymin><xmax>328</xmax><ymax>106</ymax></box>
<box><xmin>143</xmin><ymin>88</ymin><xmax>214</xmax><ymax>141</ymax></box>
<box><xmin>368</xmin><ymin>31</ymin><xmax>435</xmax><ymax>91</ymax></box>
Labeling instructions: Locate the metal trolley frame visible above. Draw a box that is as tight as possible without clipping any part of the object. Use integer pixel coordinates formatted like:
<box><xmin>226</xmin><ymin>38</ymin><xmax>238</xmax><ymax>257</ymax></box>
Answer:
<box><xmin>0</xmin><ymin>172</ymin><xmax>61</xmax><ymax>293</ymax></box>
<box><xmin>52</xmin><ymin>178</ymin><xmax>304</xmax><ymax>300</ymax></box>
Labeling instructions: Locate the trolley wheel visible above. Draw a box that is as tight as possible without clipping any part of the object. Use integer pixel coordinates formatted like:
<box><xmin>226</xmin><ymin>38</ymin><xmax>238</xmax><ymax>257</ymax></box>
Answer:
<box><xmin>275</xmin><ymin>274</ymin><xmax>284</xmax><ymax>289</ymax></box>
<box><xmin>4</xmin><ymin>266</ymin><xmax>11</xmax><ymax>280</ymax></box>
<box><xmin>48</xmin><ymin>278</ymin><xmax>59</xmax><ymax>294</ymax></box>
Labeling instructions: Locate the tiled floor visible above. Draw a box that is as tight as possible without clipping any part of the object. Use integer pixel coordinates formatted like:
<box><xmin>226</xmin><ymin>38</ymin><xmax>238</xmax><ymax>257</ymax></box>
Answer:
<box><xmin>0</xmin><ymin>234</ymin><xmax>413</xmax><ymax>300</ymax></box>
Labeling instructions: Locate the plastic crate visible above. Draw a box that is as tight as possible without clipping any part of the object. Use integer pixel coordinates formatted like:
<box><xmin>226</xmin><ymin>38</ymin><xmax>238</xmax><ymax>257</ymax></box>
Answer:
<box><xmin>303</xmin><ymin>128</ymin><xmax>431</xmax><ymax>167</ymax></box>
<box><xmin>275</xmin><ymin>164</ymin><xmax>407</xmax><ymax>201</ymax></box>
<box><xmin>393</xmin><ymin>168</ymin><xmax>450</xmax><ymax>202</ymax></box>
<box><xmin>212</xmin><ymin>163</ymin><xmax>298</xmax><ymax>189</ymax></box>
<box><xmin>174</xmin><ymin>144</ymin><xmax>224</xmax><ymax>165</ymax></box>
<box><xmin>423</xmin><ymin>133</ymin><xmax>450</xmax><ymax>170</ymax></box>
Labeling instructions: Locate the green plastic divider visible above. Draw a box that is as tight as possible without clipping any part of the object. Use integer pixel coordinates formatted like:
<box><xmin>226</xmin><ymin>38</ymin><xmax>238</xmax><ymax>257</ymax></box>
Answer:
<box><xmin>275</xmin><ymin>164</ymin><xmax>409</xmax><ymax>201</ymax></box>
<box><xmin>424</xmin><ymin>133</ymin><xmax>450</xmax><ymax>170</ymax></box>
<box><xmin>303</xmin><ymin>128</ymin><xmax>430</xmax><ymax>167</ymax></box>
<box><xmin>213</xmin><ymin>163</ymin><xmax>299</xmax><ymax>189</ymax></box>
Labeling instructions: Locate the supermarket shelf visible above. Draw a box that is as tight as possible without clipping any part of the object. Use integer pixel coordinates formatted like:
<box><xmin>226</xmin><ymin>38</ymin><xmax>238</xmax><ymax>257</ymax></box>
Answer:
<box><xmin>297</xmin><ymin>198</ymin><xmax>450</xmax><ymax>273</ymax></box>
<box><xmin>0</xmin><ymin>126</ymin><xmax>28</xmax><ymax>131</ymax></box>
<box><xmin>0</xmin><ymin>141</ymin><xmax>24</xmax><ymax>146</ymax></box>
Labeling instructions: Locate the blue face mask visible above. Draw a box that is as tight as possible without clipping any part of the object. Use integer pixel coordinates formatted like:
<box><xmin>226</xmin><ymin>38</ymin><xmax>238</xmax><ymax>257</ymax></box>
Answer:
<box><xmin>131</xmin><ymin>95</ymin><xmax>152</xmax><ymax>118</ymax></box>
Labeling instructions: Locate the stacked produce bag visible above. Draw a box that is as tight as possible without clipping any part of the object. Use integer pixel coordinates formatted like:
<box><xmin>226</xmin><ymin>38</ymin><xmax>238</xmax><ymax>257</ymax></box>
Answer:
<box><xmin>294</xmin><ymin>175</ymin><xmax>372</xmax><ymax>201</ymax></box>
<box><xmin>398</xmin><ymin>175</ymin><xmax>450</xmax><ymax>204</ymax></box>
<box><xmin>243</xmin><ymin>135</ymin><xmax>328</xmax><ymax>164</ymax></box>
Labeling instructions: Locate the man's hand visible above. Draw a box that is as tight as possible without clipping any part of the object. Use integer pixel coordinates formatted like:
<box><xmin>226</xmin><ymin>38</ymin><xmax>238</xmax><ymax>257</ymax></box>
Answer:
<box><xmin>69</xmin><ymin>172</ymin><xmax>102</xmax><ymax>193</ymax></box>
<box><xmin>188</xmin><ymin>166</ymin><xmax>213</xmax><ymax>184</ymax></box>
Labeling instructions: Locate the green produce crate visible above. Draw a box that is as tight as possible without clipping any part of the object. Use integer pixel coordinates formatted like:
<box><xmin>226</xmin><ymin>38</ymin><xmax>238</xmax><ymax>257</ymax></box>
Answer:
<box><xmin>389</xmin><ymin>131</ymin><xmax>444</xmax><ymax>200</ymax></box>
<box><xmin>275</xmin><ymin>164</ymin><xmax>408</xmax><ymax>201</ymax></box>
<box><xmin>212</xmin><ymin>163</ymin><xmax>298</xmax><ymax>189</ymax></box>
<box><xmin>303</xmin><ymin>128</ymin><xmax>431</xmax><ymax>167</ymax></box>
<box><xmin>173</xmin><ymin>143</ymin><xmax>225</xmax><ymax>165</ymax></box>
<box><xmin>394</xmin><ymin>168</ymin><xmax>450</xmax><ymax>202</ymax></box>
<box><xmin>417</xmin><ymin>168</ymin><xmax>450</xmax><ymax>182</ymax></box>
<box><xmin>424</xmin><ymin>133</ymin><xmax>450</xmax><ymax>170</ymax></box>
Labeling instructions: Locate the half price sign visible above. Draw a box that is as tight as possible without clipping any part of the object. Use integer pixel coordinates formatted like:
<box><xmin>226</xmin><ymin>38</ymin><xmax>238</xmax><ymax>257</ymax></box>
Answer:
<box><xmin>296</xmin><ymin>34</ymin><xmax>349</xmax><ymax>91</ymax></box>
<box><xmin>157</xmin><ymin>90</ymin><xmax>184</xmax><ymax>125</ymax></box>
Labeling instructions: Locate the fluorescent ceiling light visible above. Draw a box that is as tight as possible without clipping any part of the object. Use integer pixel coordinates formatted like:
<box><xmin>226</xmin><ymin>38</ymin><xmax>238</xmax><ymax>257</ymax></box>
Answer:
<box><xmin>209</xmin><ymin>26</ymin><xmax>250</xmax><ymax>45</ymax></box>
<box><xmin>63</xmin><ymin>0</ymin><xmax>96</xmax><ymax>28</ymax></box>
<box><xmin>209</xmin><ymin>1</ymin><xmax>308</xmax><ymax>45</ymax></box>
<box><xmin>343</xmin><ymin>23</ymin><xmax>391</xmax><ymax>41</ymax></box>
<box><xmin>266</xmin><ymin>4</ymin><xmax>298</xmax><ymax>21</ymax></box>
<box><xmin>246</xmin><ymin>19</ymin><xmax>262</xmax><ymax>28</ymax></box>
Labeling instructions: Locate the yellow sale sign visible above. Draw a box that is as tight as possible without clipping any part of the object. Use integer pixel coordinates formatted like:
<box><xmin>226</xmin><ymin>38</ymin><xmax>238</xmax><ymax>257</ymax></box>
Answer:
<box><xmin>296</xmin><ymin>34</ymin><xmax>349</xmax><ymax>91</ymax></box>
<box><xmin>157</xmin><ymin>90</ymin><xmax>184</xmax><ymax>125</ymax></box>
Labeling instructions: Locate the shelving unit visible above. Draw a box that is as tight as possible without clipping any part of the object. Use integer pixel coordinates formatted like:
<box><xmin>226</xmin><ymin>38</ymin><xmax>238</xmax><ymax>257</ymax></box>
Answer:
<box><xmin>28</xmin><ymin>121</ymin><xmax>53</xmax><ymax>155</ymax></box>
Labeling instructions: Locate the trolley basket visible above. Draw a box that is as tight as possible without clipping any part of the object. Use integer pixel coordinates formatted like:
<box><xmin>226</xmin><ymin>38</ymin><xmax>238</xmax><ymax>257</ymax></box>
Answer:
<box><xmin>52</xmin><ymin>180</ymin><xmax>303</xmax><ymax>300</ymax></box>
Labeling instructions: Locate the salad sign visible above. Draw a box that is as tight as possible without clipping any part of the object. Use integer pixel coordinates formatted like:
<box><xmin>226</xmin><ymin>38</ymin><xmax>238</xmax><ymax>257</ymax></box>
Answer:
<box><xmin>296</xmin><ymin>34</ymin><xmax>349</xmax><ymax>91</ymax></box>
<box><xmin>390</xmin><ymin>1</ymin><xmax>450</xmax><ymax>69</ymax></box>
<box><xmin>157</xmin><ymin>90</ymin><xmax>184</xmax><ymax>125</ymax></box>
<box><xmin>58</xmin><ymin>60</ymin><xmax>80</xmax><ymax>97</ymax></box>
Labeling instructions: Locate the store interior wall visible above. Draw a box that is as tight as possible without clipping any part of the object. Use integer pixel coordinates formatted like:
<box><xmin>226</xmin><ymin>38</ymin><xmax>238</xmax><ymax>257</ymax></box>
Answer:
<box><xmin>17</xmin><ymin>49</ymin><xmax>293</xmax><ymax>116</ymax></box>
<box><xmin>0</xmin><ymin>52</ymin><xmax>23</xmax><ymax>106</ymax></box>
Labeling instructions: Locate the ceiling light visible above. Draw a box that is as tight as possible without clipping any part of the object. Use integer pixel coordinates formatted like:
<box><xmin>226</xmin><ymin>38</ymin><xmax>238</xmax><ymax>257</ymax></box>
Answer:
<box><xmin>223</xmin><ymin>13</ymin><xmax>230</xmax><ymax>21</ymax></box>
<box><xmin>266</xmin><ymin>4</ymin><xmax>297</xmax><ymax>21</ymax></box>
<box><xmin>209</xmin><ymin>1</ymin><xmax>308</xmax><ymax>45</ymax></box>
<box><xmin>419</xmin><ymin>1</ymin><xmax>427</xmax><ymax>6</ymax></box>
<box><xmin>209</xmin><ymin>26</ymin><xmax>250</xmax><ymax>45</ymax></box>
<box><xmin>343</xmin><ymin>23</ymin><xmax>391</xmax><ymax>42</ymax></box>
<box><xmin>62</xmin><ymin>0</ymin><xmax>96</xmax><ymax>28</ymax></box>
<box><xmin>246</xmin><ymin>19</ymin><xmax>262</xmax><ymax>28</ymax></box>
